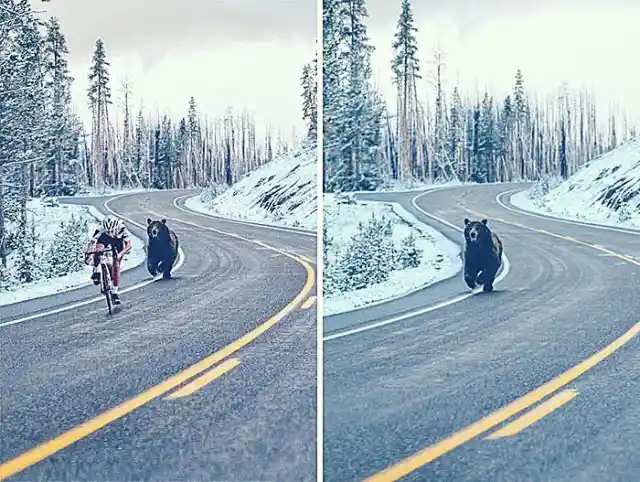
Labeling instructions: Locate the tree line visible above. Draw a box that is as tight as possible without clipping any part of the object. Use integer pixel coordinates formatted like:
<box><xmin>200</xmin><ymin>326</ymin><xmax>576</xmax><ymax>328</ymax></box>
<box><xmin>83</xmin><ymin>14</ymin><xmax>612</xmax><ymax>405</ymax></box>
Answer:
<box><xmin>322</xmin><ymin>0</ymin><xmax>638</xmax><ymax>192</ymax></box>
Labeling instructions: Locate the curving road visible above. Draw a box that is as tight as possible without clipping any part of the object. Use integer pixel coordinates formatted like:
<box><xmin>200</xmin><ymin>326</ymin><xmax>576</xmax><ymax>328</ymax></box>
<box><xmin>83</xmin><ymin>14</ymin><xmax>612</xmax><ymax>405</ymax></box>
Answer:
<box><xmin>324</xmin><ymin>183</ymin><xmax>639</xmax><ymax>482</ymax></box>
<box><xmin>0</xmin><ymin>190</ymin><xmax>317</xmax><ymax>481</ymax></box>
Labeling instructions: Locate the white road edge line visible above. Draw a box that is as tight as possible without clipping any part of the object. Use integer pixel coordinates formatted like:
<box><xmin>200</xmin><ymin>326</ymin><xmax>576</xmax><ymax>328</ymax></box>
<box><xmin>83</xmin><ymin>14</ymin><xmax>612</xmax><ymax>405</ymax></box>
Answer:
<box><xmin>323</xmin><ymin>189</ymin><xmax>512</xmax><ymax>342</ymax></box>
<box><xmin>0</xmin><ymin>194</ymin><xmax>186</xmax><ymax>328</ymax></box>
<box><xmin>496</xmin><ymin>189</ymin><xmax>640</xmax><ymax>236</ymax></box>
<box><xmin>172</xmin><ymin>194</ymin><xmax>316</xmax><ymax>237</ymax></box>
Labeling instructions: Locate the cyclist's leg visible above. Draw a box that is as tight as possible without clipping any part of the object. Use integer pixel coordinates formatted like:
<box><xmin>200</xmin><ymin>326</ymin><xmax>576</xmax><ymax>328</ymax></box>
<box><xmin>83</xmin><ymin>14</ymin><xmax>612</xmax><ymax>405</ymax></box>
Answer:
<box><xmin>91</xmin><ymin>242</ymin><xmax>106</xmax><ymax>284</ymax></box>
<box><xmin>112</xmin><ymin>254</ymin><xmax>121</xmax><ymax>291</ymax></box>
<box><xmin>110</xmin><ymin>242</ymin><xmax>124</xmax><ymax>303</ymax></box>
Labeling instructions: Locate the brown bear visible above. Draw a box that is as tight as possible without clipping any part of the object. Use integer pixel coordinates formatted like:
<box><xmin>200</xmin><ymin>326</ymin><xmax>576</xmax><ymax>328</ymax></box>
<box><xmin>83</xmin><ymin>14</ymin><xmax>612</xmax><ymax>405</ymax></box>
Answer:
<box><xmin>146</xmin><ymin>218</ymin><xmax>179</xmax><ymax>279</ymax></box>
<box><xmin>463</xmin><ymin>218</ymin><xmax>503</xmax><ymax>292</ymax></box>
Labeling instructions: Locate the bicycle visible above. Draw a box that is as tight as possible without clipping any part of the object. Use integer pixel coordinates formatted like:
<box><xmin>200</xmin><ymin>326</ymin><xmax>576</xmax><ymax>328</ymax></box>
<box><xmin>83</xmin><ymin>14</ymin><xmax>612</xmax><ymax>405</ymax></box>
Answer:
<box><xmin>86</xmin><ymin>246</ymin><xmax>118</xmax><ymax>315</ymax></box>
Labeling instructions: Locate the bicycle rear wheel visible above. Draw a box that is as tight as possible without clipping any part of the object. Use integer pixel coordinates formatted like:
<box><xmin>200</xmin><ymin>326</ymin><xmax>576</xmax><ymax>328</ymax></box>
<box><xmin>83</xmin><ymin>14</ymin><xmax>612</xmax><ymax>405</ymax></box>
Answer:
<box><xmin>101</xmin><ymin>263</ymin><xmax>112</xmax><ymax>315</ymax></box>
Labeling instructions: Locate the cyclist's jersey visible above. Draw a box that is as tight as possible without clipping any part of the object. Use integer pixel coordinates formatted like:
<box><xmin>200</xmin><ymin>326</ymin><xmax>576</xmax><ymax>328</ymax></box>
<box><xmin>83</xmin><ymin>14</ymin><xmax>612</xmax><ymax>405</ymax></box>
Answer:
<box><xmin>92</xmin><ymin>224</ymin><xmax>129</xmax><ymax>251</ymax></box>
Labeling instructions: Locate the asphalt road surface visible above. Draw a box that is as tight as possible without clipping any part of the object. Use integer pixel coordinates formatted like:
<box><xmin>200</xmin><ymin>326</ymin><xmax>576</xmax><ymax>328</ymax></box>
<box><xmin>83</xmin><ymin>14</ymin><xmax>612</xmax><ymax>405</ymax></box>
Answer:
<box><xmin>324</xmin><ymin>183</ymin><xmax>639</xmax><ymax>482</ymax></box>
<box><xmin>0</xmin><ymin>190</ymin><xmax>317</xmax><ymax>481</ymax></box>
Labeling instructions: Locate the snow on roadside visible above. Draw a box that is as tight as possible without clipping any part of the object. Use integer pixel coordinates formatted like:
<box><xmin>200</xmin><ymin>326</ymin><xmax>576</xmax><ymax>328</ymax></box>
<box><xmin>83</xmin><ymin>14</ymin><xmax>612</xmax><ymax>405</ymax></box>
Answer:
<box><xmin>323</xmin><ymin>194</ymin><xmax>462</xmax><ymax>316</ymax></box>
<box><xmin>185</xmin><ymin>146</ymin><xmax>317</xmax><ymax>230</ymax></box>
<box><xmin>372</xmin><ymin>178</ymin><xmax>463</xmax><ymax>193</ymax></box>
<box><xmin>0</xmin><ymin>200</ymin><xmax>146</xmax><ymax>307</ymax></box>
<box><xmin>511</xmin><ymin>137</ymin><xmax>640</xmax><ymax>229</ymax></box>
<box><xmin>75</xmin><ymin>186</ymin><xmax>161</xmax><ymax>197</ymax></box>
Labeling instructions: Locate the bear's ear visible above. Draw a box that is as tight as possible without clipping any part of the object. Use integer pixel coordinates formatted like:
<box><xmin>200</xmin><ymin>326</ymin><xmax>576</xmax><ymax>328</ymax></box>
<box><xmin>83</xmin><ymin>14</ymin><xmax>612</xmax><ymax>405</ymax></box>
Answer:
<box><xmin>161</xmin><ymin>219</ymin><xmax>167</xmax><ymax>224</ymax></box>
<box><xmin>147</xmin><ymin>218</ymin><xmax>152</xmax><ymax>225</ymax></box>
<box><xmin>481</xmin><ymin>219</ymin><xmax>488</xmax><ymax>225</ymax></box>
<box><xmin>464</xmin><ymin>218</ymin><xmax>470</xmax><ymax>226</ymax></box>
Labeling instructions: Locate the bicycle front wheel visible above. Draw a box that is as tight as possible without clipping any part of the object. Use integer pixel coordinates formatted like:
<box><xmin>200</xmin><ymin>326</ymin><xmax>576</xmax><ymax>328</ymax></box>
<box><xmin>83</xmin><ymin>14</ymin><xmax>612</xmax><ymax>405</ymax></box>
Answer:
<box><xmin>101</xmin><ymin>263</ymin><xmax>112</xmax><ymax>315</ymax></box>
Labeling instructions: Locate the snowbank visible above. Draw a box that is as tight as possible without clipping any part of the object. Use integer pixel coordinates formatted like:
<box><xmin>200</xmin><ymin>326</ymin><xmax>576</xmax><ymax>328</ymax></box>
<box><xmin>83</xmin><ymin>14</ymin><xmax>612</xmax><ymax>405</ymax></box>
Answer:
<box><xmin>512</xmin><ymin>137</ymin><xmax>640</xmax><ymax>228</ymax></box>
<box><xmin>185</xmin><ymin>146</ymin><xmax>317</xmax><ymax>230</ymax></box>
<box><xmin>366</xmin><ymin>178</ymin><xmax>527</xmax><ymax>194</ymax></box>
<box><xmin>323</xmin><ymin>194</ymin><xmax>462</xmax><ymax>316</ymax></box>
<box><xmin>372</xmin><ymin>179</ymin><xmax>462</xmax><ymax>193</ymax></box>
<box><xmin>75</xmin><ymin>186</ymin><xmax>161</xmax><ymax>197</ymax></box>
<box><xmin>0</xmin><ymin>199</ymin><xmax>146</xmax><ymax>306</ymax></box>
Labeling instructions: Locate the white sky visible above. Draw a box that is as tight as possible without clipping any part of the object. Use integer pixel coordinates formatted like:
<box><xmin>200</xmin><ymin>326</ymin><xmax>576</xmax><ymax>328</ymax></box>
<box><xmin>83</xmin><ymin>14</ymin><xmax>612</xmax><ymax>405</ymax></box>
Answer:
<box><xmin>369</xmin><ymin>1</ymin><xmax>640</xmax><ymax>127</ymax></box>
<box><xmin>31</xmin><ymin>0</ymin><xmax>316</xmax><ymax>138</ymax></box>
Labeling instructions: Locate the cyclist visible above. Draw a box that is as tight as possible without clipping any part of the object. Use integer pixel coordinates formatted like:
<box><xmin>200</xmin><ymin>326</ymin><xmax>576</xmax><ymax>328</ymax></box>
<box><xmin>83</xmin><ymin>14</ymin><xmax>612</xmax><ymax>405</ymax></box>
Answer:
<box><xmin>85</xmin><ymin>215</ymin><xmax>132</xmax><ymax>305</ymax></box>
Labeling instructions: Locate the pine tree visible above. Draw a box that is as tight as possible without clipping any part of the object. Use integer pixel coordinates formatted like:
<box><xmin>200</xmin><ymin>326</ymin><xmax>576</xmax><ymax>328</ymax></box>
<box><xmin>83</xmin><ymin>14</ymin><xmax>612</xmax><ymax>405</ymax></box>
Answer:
<box><xmin>42</xmin><ymin>17</ymin><xmax>79</xmax><ymax>195</ymax></box>
<box><xmin>335</xmin><ymin>0</ymin><xmax>382</xmax><ymax>191</ymax></box>
<box><xmin>513</xmin><ymin>69</ymin><xmax>528</xmax><ymax>179</ymax></box>
<box><xmin>448</xmin><ymin>86</ymin><xmax>464</xmax><ymax>179</ymax></box>
<box><xmin>322</xmin><ymin>0</ymin><xmax>346</xmax><ymax>192</ymax></box>
<box><xmin>87</xmin><ymin>39</ymin><xmax>112</xmax><ymax>185</ymax></box>
<box><xmin>430</xmin><ymin>49</ymin><xmax>448</xmax><ymax>181</ymax></box>
<box><xmin>187</xmin><ymin>96</ymin><xmax>200</xmax><ymax>185</ymax></box>
<box><xmin>301</xmin><ymin>57</ymin><xmax>317</xmax><ymax>142</ymax></box>
<box><xmin>478</xmin><ymin>93</ymin><xmax>496</xmax><ymax>182</ymax></box>
<box><xmin>391</xmin><ymin>0</ymin><xmax>420</xmax><ymax>182</ymax></box>
<box><xmin>0</xmin><ymin>0</ymin><xmax>47</xmax><ymax>271</ymax></box>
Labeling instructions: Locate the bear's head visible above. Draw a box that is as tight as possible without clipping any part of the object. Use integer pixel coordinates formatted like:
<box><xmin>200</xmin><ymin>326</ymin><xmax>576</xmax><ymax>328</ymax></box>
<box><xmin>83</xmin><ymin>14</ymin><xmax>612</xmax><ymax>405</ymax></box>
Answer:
<box><xmin>147</xmin><ymin>218</ymin><xmax>170</xmax><ymax>242</ymax></box>
<box><xmin>464</xmin><ymin>218</ymin><xmax>491</xmax><ymax>245</ymax></box>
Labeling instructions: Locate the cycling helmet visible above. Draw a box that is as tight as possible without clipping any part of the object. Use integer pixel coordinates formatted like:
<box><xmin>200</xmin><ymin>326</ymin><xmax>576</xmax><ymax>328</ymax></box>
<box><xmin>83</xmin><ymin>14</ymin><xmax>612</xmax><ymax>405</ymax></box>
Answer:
<box><xmin>103</xmin><ymin>216</ymin><xmax>124</xmax><ymax>234</ymax></box>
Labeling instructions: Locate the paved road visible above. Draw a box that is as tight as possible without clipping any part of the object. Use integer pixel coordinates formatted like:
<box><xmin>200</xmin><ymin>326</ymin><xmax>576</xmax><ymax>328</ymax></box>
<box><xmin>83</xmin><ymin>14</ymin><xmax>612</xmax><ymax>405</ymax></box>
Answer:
<box><xmin>324</xmin><ymin>183</ymin><xmax>639</xmax><ymax>482</ymax></box>
<box><xmin>0</xmin><ymin>190</ymin><xmax>317</xmax><ymax>481</ymax></box>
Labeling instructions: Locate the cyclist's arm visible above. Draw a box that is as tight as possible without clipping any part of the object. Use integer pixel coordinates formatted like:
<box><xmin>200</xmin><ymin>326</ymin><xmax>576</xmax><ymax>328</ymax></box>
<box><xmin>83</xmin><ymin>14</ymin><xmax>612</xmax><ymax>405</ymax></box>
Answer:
<box><xmin>85</xmin><ymin>229</ymin><xmax>101</xmax><ymax>254</ymax></box>
<box><xmin>118</xmin><ymin>233</ymin><xmax>132</xmax><ymax>260</ymax></box>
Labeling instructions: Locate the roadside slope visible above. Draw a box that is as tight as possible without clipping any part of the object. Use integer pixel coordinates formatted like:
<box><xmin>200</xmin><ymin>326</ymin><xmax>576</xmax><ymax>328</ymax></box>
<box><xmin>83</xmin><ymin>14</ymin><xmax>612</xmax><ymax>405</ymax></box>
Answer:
<box><xmin>512</xmin><ymin>136</ymin><xmax>640</xmax><ymax>227</ymax></box>
<box><xmin>185</xmin><ymin>145</ymin><xmax>317</xmax><ymax>231</ymax></box>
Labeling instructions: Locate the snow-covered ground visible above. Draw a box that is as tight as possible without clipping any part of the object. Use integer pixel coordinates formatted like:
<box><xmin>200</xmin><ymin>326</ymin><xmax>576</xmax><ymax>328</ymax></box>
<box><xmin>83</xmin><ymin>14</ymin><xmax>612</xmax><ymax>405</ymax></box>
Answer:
<box><xmin>0</xmin><ymin>199</ymin><xmax>146</xmax><ymax>306</ymax></box>
<box><xmin>185</xmin><ymin>146</ymin><xmax>317</xmax><ymax>230</ymax></box>
<box><xmin>323</xmin><ymin>194</ymin><xmax>462</xmax><ymax>316</ymax></box>
<box><xmin>511</xmin><ymin>137</ymin><xmax>640</xmax><ymax>229</ymax></box>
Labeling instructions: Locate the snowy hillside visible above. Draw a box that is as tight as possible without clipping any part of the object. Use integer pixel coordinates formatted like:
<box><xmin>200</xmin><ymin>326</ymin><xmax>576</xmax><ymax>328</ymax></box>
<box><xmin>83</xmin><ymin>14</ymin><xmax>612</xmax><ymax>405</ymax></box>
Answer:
<box><xmin>512</xmin><ymin>137</ymin><xmax>640</xmax><ymax>227</ymax></box>
<box><xmin>323</xmin><ymin>194</ymin><xmax>462</xmax><ymax>316</ymax></box>
<box><xmin>185</xmin><ymin>146</ymin><xmax>317</xmax><ymax>230</ymax></box>
<box><xmin>0</xmin><ymin>199</ymin><xmax>145</xmax><ymax>306</ymax></box>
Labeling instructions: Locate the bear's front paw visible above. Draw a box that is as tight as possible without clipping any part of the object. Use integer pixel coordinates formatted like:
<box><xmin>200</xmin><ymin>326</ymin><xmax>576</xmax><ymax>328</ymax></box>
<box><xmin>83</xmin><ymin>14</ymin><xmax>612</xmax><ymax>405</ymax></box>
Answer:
<box><xmin>464</xmin><ymin>274</ymin><xmax>476</xmax><ymax>289</ymax></box>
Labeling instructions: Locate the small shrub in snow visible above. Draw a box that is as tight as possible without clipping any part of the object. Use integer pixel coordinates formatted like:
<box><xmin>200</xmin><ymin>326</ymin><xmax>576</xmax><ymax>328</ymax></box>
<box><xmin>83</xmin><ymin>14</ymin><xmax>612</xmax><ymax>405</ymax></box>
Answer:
<box><xmin>324</xmin><ymin>213</ymin><xmax>407</xmax><ymax>294</ymax></box>
<box><xmin>323</xmin><ymin>205</ymin><xmax>432</xmax><ymax>297</ymax></box>
<box><xmin>43</xmin><ymin>214</ymin><xmax>89</xmax><ymax>278</ymax></box>
<box><xmin>0</xmin><ymin>263</ymin><xmax>18</xmax><ymax>292</ymax></box>
<box><xmin>13</xmin><ymin>222</ymin><xmax>41</xmax><ymax>283</ymax></box>
<box><xmin>323</xmin><ymin>224</ymin><xmax>332</xmax><ymax>259</ymax></box>
<box><xmin>335</xmin><ymin>192</ymin><xmax>357</xmax><ymax>205</ymax></box>
<box><xmin>617</xmin><ymin>204</ymin><xmax>632</xmax><ymax>223</ymax></box>
<box><xmin>200</xmin><ymin>183</ymin><xmax>228</xmax><ymax>206</ymax></box>
<box><xmin>395</xmin><ymin>232</ymin><xmax>422</xmax><ymax>269</ymax></box>
<box><xmin>41</xmin><ymin>197</ymin><xmax>59</xmax><ymax>207</ymax></box>
<box><xmin>528</xmin><ymin>175</ymin><xmax>563</xmax><ymax>200</ymax></box>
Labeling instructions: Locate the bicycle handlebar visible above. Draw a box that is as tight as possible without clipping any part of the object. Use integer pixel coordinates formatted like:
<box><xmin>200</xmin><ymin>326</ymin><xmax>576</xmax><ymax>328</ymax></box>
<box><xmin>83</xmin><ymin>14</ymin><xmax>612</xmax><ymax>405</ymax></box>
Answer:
<box><xmin>85</xmin><ymin>246</ymin><xmax>118</xmax><ymax>256</ymax></box>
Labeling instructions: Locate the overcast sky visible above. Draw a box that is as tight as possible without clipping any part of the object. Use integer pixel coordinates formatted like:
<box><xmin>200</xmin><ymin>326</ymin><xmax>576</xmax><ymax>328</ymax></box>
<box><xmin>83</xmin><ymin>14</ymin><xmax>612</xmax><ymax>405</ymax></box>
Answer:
<box><xmin>368</xmin><ymin>0</ymin><xmax>640</xmax><ymax>125</ymax></box>
<box><xmin>32</xmin><ymin>0</ymin><xmax>316</xmax><ymax>136</ymax></box>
